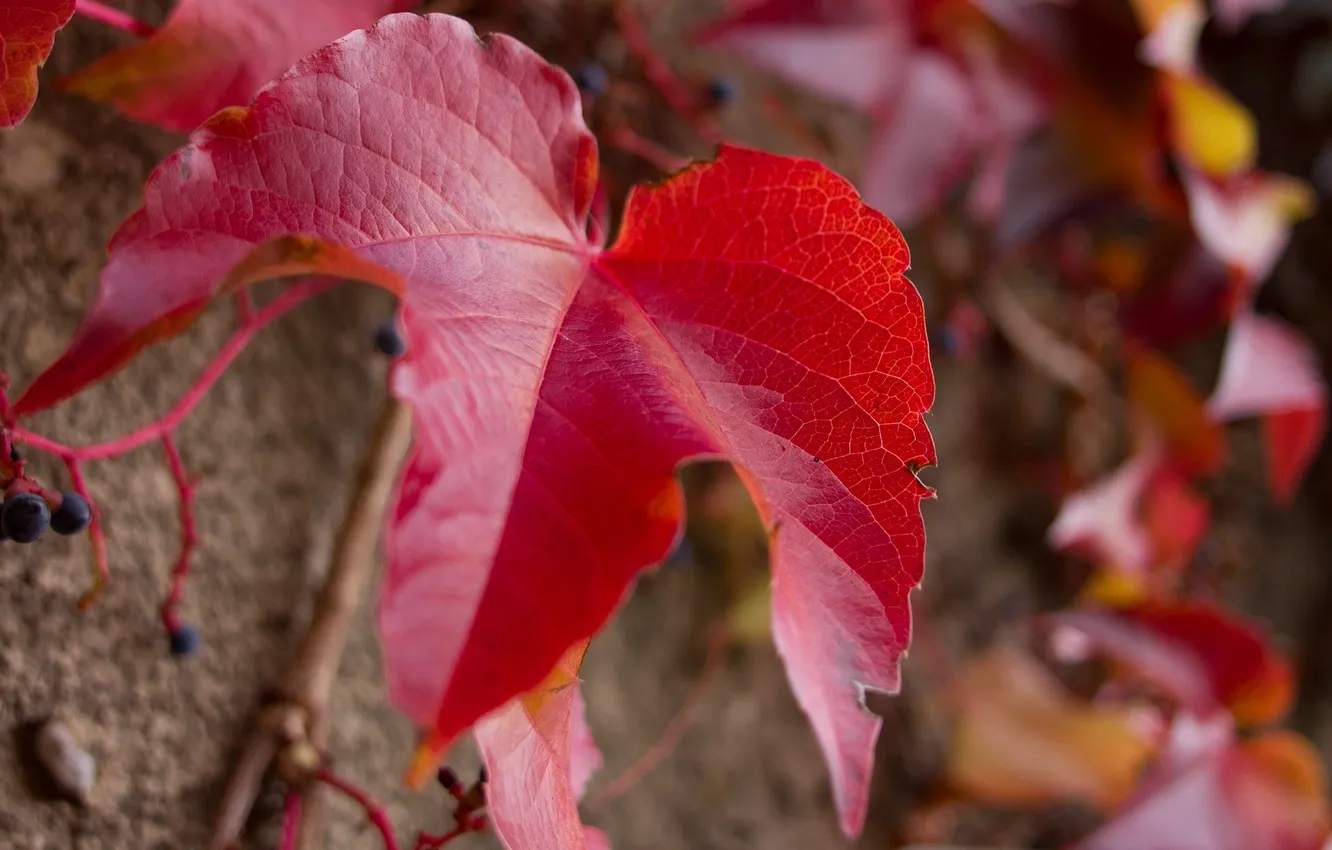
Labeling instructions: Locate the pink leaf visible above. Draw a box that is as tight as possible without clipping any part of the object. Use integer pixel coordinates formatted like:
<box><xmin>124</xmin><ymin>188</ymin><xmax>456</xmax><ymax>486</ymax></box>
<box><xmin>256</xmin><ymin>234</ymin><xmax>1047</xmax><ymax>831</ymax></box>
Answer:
<box><xmin>1183</xmin><ymin>169</ymin><xmax>1314</xmax><ymax>284</ymax></box>
<box><xmin>1047</xmin><ymin>450</ymin><xmax>1161</xmax><ymax>573</ymax></box>
<box><xmin>60</xmin><ymin>0</ymin><xmax>413</xmax><ymax>132</ymax></box>
<box><xmin>700</xmin><ymin>0</ymin><xmax>1046</xmax><ymax>227</ymax></box>
<box><xmin>697</xmin><ymin>0</ymin><xmax>907</xmax><ymax>111</ymax></box>
<box><xmin>24</xmin><ymin>14</ymin><xmax>935</xmax><ymax>840</ymax></box>
<box><xmin>476</xmin><ymin>646</ymin><xmax>604</xmax><ymax>850</ymax></box>
<box><xmin>1077</xmin><ymin>716</ymin><xmax>1329</xmax><ymax>850</ymax></box>
<box><xmin>1209</xmin><ymin>313</ymin><xmax>1324</xmax><ymax>420</ymax></box>
<box><xmin>1208</xmin><ymin>312</ymin><xmax>1326</xmax><ymax>503</ymax></box>
<box><xmin>0</xmin><ymin>0</ymin><xmax>75</xmax><ymax>128</ymax></box>
<box><xmin>861</xmin><ymin>49</ymin><xmax>981</xmax><ymax>224</ymax></box>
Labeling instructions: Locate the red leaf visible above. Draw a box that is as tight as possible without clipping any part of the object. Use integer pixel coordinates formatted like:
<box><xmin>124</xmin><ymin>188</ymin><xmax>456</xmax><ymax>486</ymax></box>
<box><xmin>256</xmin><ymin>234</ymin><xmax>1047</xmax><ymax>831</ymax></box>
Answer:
<box><xmin>475</xmin><ymin>643</ymin><xmax>604</xmax><ymax>850</ymax></box>
<box><xmin>24</xmin><ymin>14</ymin><xmax>935</xmax><ymax>839</ymax></box>
<box><xmin>0</xmin><ymin>0</ymin><xmax>75</xmax><ymax>128</ymax></box>
<box><xmin>1208</xmin><ymin>312</ymin><xmax>1327</xmax><ymax>504</ymax></box>
<box><xmin>59</xmin><ymin>0</ymin><xmax>412</xmax><ymax>132</ymax></box>
<box><xmin>1047</xmin><ymin>602</ymin><xmax>1293</xmax><ymax>727</ymax></box>
<box><xmin>1263</xmin><ymin>409</ymin><xmax>1325</xmax><ymax>505</ymax></box>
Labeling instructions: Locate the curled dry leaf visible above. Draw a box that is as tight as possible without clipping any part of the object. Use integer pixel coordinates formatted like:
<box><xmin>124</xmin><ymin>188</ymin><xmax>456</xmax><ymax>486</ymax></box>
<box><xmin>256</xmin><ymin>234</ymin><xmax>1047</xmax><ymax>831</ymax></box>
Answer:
<box><xmin>0</xmin><ymin>0</ymin><xmax>75</xmax><ymax>127</ymax></box>
<box><xmin>60</xmin><ymin>0</ymin><xmax>415</xmax><ymax>132</ymax></box>
<box><xmin>947</xmin><ymin>647</ymin><xmax>1157</xmax><ymax>811</ymax></box>
<box><xmin>21</xmin><ymin>14</ymin><xmax>936</xmax><ymax>840</ymax></box>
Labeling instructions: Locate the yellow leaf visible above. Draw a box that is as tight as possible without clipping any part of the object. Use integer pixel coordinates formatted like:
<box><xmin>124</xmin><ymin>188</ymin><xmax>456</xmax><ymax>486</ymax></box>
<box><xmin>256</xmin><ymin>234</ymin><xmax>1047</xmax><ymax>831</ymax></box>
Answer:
<box><xmin>1126</xmin><ymin>347</ymin><xmax>1226</xmax><ymax>475</ymax></box>
<box><xmin>947</xmin><ymin>648</ymin><xmax>1157</xmax><ymax>811</ymax></box>
<box><xmin>1165</xmin><ymin>73</ymin><xmax>1257</xmax><ymax>177</ymax></box>
<box><xmin>1078</xmin><ymin>569</ymin><xmax>1150</xmax><ymax>608</ymax></box>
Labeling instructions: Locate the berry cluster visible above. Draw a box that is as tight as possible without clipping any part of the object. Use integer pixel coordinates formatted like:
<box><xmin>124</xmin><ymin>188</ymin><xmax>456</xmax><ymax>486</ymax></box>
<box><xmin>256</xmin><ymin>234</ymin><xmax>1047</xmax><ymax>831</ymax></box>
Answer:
<box><xmin>428</xmin><ymin>764</ymin><xmax>490</xmax><ymax>839</ymax></box>
<box><xmin>0</xmin><ymin>473</ymin><xmax>91</xmax><ymax>545</ymax></box>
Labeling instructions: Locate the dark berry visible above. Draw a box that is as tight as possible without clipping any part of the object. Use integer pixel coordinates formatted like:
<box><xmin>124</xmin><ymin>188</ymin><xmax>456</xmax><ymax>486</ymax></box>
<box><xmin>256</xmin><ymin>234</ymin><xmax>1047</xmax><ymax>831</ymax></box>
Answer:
<box><xmin>50</xmin><ymin>492</ymin><xmax>91</xmax><ymax>536</ymax></box>
<box><xmin>9</xmin><ymin>445</ymin><xmax>20</xmax><ymax>462</ymax></box>
<box><xmin>169</xmin><ymin>623</ymin><xmax>202</xmax><ymax>657</ymax></box>
<box><xmin>665</xmin><ymin>535</ymin><xmax>694</xmax><ymax>569</ymax></box>
<box><xmin>705</xmin><ymin>76</ymin><xmax>738</xmax><ymax>106</ymax></box>
<box><xmin>477</xmin><ymin>765</ymin><xmax>488</xmax><ymax>784</ymax></box>
<box><xmin>437</xmin><ymin>766</ymin><xmax>460</xmax><ymax>790</ymax></box>
<box><xmin>572</xmin><ymin>62</ymin><xmax>609</xmax><ymax>96</ymax></box>
<box><xmin>374</xmin><ymin>320</ymin><xmax>407</xmax><ymax>358</ymax></box>
<box><xmin>1</xmin><ymin>493</ymin><xmax>50</xmax><ymax>544</ymax></box>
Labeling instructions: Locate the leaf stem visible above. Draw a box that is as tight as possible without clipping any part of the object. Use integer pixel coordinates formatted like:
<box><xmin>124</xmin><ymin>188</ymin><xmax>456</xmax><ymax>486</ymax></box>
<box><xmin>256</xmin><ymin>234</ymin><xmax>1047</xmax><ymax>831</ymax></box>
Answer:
<box><xmin>74</xmin><ymin>0</ymin><xmax>157</xmax><ymax>38</ymax></box>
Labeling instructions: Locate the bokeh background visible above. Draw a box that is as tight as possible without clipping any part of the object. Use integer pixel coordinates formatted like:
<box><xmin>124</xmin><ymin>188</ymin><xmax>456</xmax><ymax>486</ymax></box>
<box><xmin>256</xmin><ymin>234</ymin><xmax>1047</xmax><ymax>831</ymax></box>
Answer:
<box><xmin>4</xmin><ymin>0</ymin><xmax>1332</xmax><ymax>848</ymax></box>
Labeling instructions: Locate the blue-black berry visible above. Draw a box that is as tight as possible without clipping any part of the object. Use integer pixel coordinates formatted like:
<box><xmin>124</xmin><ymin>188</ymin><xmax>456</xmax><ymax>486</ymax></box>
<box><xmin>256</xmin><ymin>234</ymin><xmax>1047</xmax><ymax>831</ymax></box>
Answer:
<box><xmin>705</xmin><ymin>76</ymin><xmax>738</xmax><ymax>106</ymax></box>
<box><xmin>1</xmin><ymin>493</ymin><xmax>50</xmax><ymax>544</ymax></box>
<box><xmin>50</xmin><ymin>492</ymin><xmax>91</xmax><ymax>536</ymax></box>
<box><xmin>573</xmin><ymin>62</ymin><xmax>609</xmax><ymax>96</ymax></box>
<box><xmin>374</xmin><ymin>320</ymin><xmax>407</xmax><ymax>358</ymax></box>
<box><xmin>169</xmin><ymin>623</ymin><xmax>202</xmax><ymax>657</ymax></box>
<box><xmin>478</xmin><ymin>765</ymin><xmax>488</xmax><ymax>784</ymax></box>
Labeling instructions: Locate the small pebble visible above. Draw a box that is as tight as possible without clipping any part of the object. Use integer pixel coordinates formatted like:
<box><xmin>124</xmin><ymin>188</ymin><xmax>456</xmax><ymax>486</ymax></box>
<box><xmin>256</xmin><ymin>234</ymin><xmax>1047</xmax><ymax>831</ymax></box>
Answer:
<box><xmin>34</xmin><ymin>719</ymin><xmax>96</xmax><ymax>804</ymax></box>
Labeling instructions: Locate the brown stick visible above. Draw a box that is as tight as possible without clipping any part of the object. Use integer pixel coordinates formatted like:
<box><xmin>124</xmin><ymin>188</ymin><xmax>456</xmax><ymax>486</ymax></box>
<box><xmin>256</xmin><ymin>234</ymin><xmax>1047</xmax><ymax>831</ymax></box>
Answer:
<box><xmin>980</xmin><ymin>278</ymin><xmax>1119</xmax><ymax>410</ymax></box>
<box><xmin>206</xmin><ymin>392</ymin><xmax>413</xmax><ymax>850</ymax></box>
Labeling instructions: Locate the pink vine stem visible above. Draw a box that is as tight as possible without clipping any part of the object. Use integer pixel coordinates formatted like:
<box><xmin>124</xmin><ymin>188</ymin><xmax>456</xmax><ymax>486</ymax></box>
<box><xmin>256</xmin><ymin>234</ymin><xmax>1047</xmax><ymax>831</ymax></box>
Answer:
<box><xmin>278</xmin><ymin>788</ymin><xmax>304</xmax><ymax>850</ymax></box>
<box><xmin>159</xmin><ymin>433</ymin><xmax>196</xmax><ymax>633</ymax></box>
<box><xmin>9</xmin><ymin>279</ymin><xmax>335</xmax><ymax>607</ymax></box>
<box><xmin>609</xmin><ymin>126</ymin><xmax>692</xmax><ymax>174</ymax></box>
<box><xmin>612</xmin><ymin>0</ymin><xmax>721</xmax><ymax>143</ymax></box>
<box><xmin>313</xmin><ymin>768</ymin><xmax>401</xmax><ymax>850</ymax></box>
<box><xmin>11</xmin><ymin>281</ymin><xmax>333</xmax><ymax>461</ymax></box>
<box><xmin>413</xmin><ymin>829</ymin><xmax>463</xmax><ymax>850</ymax></box>
<box><xmin>74</xmin><ymin>0</ymin><xmax>158</xmax><ymax>38</ymax></box>
<box><xmin>587</xmin><ymin>624</ymin><xmax>730</xmax><ymax>811</ymax></box>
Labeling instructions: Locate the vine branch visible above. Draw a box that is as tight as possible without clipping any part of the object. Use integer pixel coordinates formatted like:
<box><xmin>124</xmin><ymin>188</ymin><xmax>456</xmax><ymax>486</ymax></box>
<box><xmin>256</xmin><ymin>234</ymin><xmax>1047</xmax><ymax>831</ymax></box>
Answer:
<box><xmin>206</xmin><ymin>391</ymin><xmax>412</xmax><ymax>850</ymax></box>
